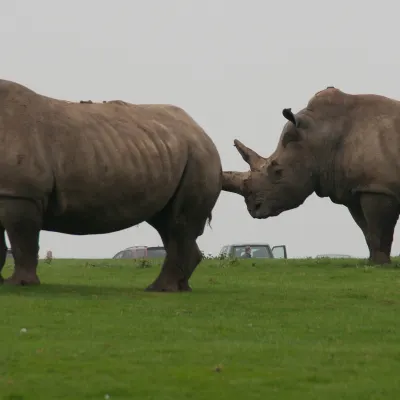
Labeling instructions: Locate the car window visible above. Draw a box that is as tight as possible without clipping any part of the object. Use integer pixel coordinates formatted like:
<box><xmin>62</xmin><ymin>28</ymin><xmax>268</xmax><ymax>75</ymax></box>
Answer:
<box><xmin>122</xmin><ymin>250</ymin><xmax>134</xmax><ymax>259</ymax></box>
<box><xmin>147</xmin><ymin>248</ymin><xmax>166</xmax><ymax>258</ymax></box>
<box><xmin>233</xmin><ymin>245</ymin><xmax>272</xmax><ymax>258</ymax></box>
<box><xmin>134</xmin><ymin>249</ymin><xmax>146</xmax><ymax>258</ymax></box>
<box><xmin>113</xmin><ymin>251</ymin><xmax>124</xmax><ymax>259</ymax></box>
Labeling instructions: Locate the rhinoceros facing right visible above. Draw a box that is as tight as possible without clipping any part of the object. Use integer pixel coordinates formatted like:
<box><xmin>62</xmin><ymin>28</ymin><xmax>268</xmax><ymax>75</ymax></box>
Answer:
<box><xmin>222</xmin><ymin>86</ymin><xmax>400</xmax><ymax>265</ymax></box>
<box><xmin>0</xmin><ymin>79</ymin><xmax>222</xmax><ymax>291</ymax></box>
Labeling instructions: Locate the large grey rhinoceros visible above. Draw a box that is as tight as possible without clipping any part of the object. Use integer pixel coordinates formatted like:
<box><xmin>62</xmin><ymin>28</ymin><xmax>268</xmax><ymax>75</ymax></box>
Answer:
<box><xmin>222</xmin><ymin>86</ymin><xmax>400</xmax><ymax>265</ymax></box>
<box><xmin>0</xmin><ymin>79</ymin><xmax>222</xmax><ymax>291</ymax></box>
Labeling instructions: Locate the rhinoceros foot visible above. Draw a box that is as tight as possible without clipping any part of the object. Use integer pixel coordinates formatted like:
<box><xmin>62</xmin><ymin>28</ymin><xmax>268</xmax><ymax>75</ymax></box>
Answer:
<box><xmin>145</xmin><ymin>278</ymin><xmax>192</xmax><ymax>293</ymax></box>
<box><xmin>369</xmin><ymin>252</ymin><xmax>391</xmax><ymax>266</ymax></box>
<box><xmin>3</xmin><ymin>271</ymin><xmax>40</xmax><ymax>286</ymax></box>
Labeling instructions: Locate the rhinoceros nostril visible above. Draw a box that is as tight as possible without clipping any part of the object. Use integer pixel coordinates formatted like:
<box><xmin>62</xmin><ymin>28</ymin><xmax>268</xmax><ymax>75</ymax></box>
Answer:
<box><xmin>254</xmin><ymin>202</ymin><xmax>262</xmax><ymax>211</ymax></box>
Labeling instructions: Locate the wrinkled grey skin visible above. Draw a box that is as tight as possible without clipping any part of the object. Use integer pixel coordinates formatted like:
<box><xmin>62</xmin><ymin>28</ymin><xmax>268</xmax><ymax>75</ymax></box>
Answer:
<box><xmin>222</xmin><ymin>86</ymin><xmax>400</xmax><ymax>265</ymax></box>
<box><xmin>0</xmin><ymin>79</ymin><xmax>222</xmax><ymax>290</ymax></box>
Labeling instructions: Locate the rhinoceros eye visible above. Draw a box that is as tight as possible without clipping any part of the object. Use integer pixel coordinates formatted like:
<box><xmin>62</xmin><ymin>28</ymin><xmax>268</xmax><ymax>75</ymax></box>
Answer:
<box><xmin>274</xmin><ymin>168</ymin><xmax>283</xmax><ymax>179</ymax></box>
<box><xmin>269</xmin><ymin>161</ymin><xmax>283</xmax><ymax>179</ymax></box>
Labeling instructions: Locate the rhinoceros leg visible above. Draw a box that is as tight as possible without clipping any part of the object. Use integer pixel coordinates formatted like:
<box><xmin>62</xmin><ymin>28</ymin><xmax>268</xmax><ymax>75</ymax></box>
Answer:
<box><xmin>0</xmin><ymin>228</ymin><xmax>6</xmax><ymax>283</ymax></box>
<box><xmin>1</xmin><ymin>199</ymin><xmax>41</xmax><ymax>285</ymax></box>
<box><xmin>379</xmin><ymin>208</ymin><xmax>399</xmax><ymax>261</ymax></box>
<box><xmin>170</xmin><ymin>242</ymin><xmax>203</xmax><ymax>291</ymax></box>
<box><xmin>359</xmin><ymin>193</ymin><xmax>400</xmax><ymax>265</ymax></box>
<box><xmin>145</xmin><ymin>200</ymin><xmax>213</xmax><ymax>293</ymax></box>
<box><xmin>145</xmin><ymin>225</ymin><xmax>201</xmax><ymax>292</ymax></box>
<box><xmin>347</xmin><ymin>203</ymin><xmax>372</xmax><ymax>261</ymax></box>
<box><xmin>144</xmin><ymin>153</ymin><xmax>221</xmax><ymax>292</ymax></box>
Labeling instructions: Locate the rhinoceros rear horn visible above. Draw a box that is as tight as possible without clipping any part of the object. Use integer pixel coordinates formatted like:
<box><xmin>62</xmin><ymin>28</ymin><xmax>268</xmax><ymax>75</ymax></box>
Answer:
<box><xmin>282</xmin><ymin>108</ymin><xmax>297</xmax><ymax>125</ymax></box>
<box><xmin>233</xmin><ymin>139</ymin><xmax>265</xmax><ymax>171</ymax></box>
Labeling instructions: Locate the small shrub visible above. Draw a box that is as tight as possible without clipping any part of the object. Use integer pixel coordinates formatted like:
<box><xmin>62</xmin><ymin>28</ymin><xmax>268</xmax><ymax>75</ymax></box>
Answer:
<box><xmin>208</xmin><ymin>253</ymin><xmax>240</xmax><ymax>268</ymax></box>
<box><xmin>136</xmin><ymin>258</ymin><xmax>152</xmax><ymax>269</ymax></box>
<box><xmin>201</xmin><ymin>252</ymin><xmax>214</xmax><ymax>260</ymax></box>
<box><xmin>84</xmin><ymin>262</ymin><xmax>96</xmax><ymax>268</ymax></box>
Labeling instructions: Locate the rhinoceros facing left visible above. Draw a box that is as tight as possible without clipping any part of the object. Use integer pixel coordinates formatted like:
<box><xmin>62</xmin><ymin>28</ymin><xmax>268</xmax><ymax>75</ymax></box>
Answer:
<box><xmin>0</xmin><ymin>79</ymin><xmax>222</xmax><ymax>291</ymax></box>
<box><xmin>222</xmin><ymin>86</ymin><xmax>400</xmax><ymax>265</ymax></box>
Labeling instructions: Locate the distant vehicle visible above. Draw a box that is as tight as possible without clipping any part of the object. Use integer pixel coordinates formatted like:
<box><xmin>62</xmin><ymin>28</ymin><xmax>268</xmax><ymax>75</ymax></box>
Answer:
<box><xmin>112</xmin><ymin>246</ymin><xmax>166</xmax><ymax>259</ymax></box>
<box><xmin>316</xmin><ymin>254</ymin><xmax>352</xmax><ymax>259</ymax></box>
<box><xmin>218</xmin><ymin>243</ymin><xmax>287</xmax><ymax>259</ymax></box>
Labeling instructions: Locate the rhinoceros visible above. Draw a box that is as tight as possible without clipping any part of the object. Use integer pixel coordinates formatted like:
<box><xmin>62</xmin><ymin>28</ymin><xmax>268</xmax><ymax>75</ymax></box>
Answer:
<box><xmin>0</xmin><ymin>79</ymin><xmax>222</xmax><ymax>291</ymax></box>
<box><xmin>222</xmin><ymin>86</ymin><xmax>400</xmax><ymax>265</ymax></box>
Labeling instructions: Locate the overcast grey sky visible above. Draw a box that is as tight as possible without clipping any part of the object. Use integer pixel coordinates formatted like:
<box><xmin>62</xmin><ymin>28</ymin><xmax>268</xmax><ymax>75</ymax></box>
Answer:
<box><xmin>1</xmin><ymin>0</ymin><xmax>399</xmax><ymax>259</ymax></box>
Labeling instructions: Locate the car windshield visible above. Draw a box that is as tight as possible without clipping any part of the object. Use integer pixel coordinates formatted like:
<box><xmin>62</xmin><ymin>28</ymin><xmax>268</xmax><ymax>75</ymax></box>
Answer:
<box><xmin>233</xmin><ymin>245</ymin><xmax>272</xmax><ymax>258</ymax></box>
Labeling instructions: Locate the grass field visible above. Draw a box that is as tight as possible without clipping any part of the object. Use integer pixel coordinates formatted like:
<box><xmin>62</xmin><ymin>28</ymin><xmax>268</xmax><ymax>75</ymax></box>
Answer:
<box><xmin>1</xmin><ymin>256</ymin><xmax>400</xmax><ymax>400</ymax></box>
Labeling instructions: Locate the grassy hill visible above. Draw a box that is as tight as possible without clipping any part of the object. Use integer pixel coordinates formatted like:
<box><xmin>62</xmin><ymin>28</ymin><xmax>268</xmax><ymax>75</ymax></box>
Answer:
<box><xmin>1</xmin><ymin>257</ymin><xmax>400</xmax><ymax>399</ymax></box>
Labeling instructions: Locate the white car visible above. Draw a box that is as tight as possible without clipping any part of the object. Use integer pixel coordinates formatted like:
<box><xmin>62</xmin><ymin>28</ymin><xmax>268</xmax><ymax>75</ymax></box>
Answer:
<box><xmin>112</xmin><ymin>246</ymin><xmax>166</xmax><ymax>259</ymax></box>
<box><xmin>315</xmin><ymin>254</ymin><xmax>352</xmax><ymax>259</ymax></box>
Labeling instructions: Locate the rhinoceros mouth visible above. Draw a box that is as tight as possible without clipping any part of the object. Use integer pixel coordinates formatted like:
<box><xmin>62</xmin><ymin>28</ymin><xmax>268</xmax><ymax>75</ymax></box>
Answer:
<box><xmin>252</xmin><ymin>207</ymin><xmax>284</xmax><ymax>219</ymax></box>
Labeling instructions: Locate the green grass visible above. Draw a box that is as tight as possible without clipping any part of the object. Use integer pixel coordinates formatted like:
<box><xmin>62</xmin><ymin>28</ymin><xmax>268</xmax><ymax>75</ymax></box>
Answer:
<box><xmin>1</xmin><ymin>257</ymin><xmax>400</xmax><ymax>400</ymax></box>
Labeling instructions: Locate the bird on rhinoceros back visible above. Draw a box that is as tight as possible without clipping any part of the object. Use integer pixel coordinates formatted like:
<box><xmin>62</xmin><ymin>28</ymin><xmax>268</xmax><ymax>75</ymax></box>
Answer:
<box><xmin>222</xmin><ymin>86</ymin><xmax>400</xmax><ymax>266</ymax></box>
<box><xmin>0</xmin><ymin>79</ymin><xmax>222</xmax><ymax>291</ymax></box>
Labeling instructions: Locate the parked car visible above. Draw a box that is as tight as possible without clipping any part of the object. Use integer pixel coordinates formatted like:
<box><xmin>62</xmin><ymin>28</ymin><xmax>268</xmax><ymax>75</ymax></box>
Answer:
<box><xmin>218</xmin><ymin>242</ymin><xmax>287</xmax><ymax>259</ymax></box>
<box><xmin>112</xmin><ymin>245</ymin><xmax>166</xmax><ymax>259</ymax></box>
<box><xmin>316</xmin><ymin>254</ymin><xmax>352</xmax><ymax>259</ymax></box>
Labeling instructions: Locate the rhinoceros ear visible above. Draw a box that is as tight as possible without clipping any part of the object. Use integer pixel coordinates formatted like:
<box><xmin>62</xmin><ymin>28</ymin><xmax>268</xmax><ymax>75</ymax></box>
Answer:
<box><xmin>282</xmin><ymin>108</ymin><xmax>298</xmax><ymax>126</ymax></box>
<box><xmin>282</xmin><ymin>108</ymin><xmax>303</xmax><ymax>147</ymax></box>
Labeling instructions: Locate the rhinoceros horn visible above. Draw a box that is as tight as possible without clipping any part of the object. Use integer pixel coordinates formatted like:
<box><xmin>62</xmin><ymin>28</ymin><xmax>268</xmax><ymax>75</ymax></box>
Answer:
<box><xmin>221</xmin><ymin>171</ymin><xmax>249</xmax><ymax>195</ymax></box>
<box><xmin>233</xmin><ymin>139</ymin><xmax>265</xmax><ymax>171</ymax></box>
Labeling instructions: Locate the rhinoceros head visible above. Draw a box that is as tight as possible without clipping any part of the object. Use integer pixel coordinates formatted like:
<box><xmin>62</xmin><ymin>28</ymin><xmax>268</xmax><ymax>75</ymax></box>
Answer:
<box><xmin>223</xmin><ymin>108</ymin><xmax>317</xmax><ymax>219</ymax></box>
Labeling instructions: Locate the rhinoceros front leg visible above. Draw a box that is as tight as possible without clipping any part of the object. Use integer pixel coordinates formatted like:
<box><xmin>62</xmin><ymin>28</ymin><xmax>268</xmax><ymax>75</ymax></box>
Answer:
<box><xmin>1</xmin><ymin>199</ymin><xmax>41</xmax><ymax>285</ymax></box>
<box><xmin>359</xmin><ymin>193</ymin><xmax>400</xmax><ymax>265</ymax></box>
<box><xmin>347</xmin><ymin>202</ymin><xmax>372</xmax><ymax>261</ymax></box>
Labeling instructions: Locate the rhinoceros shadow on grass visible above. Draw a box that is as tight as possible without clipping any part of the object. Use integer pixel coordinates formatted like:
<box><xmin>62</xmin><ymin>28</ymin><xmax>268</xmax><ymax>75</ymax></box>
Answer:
<box><xmin>0</xmin><ymin>79</ymin><xmax>222</xmax><ymax>292</ymax></box>
<box><xmin>0</xmin><ymin>282</ymin><xmax>240</xmax><ymax>299</ymax></box>
<box><xmin>222</xmin><ymin>86</ymin><xmax>400</xmax><ymax>266</ymax></box>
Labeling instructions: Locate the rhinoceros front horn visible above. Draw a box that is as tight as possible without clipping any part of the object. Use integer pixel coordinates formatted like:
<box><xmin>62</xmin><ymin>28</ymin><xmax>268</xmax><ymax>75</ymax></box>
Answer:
<box><xmin>221</xmin><ymin>171</ymin><xmax>249</xmax><ymax>196</ymax></box>
<box><xmin>233</xmin><ymin>139</ymin><xmax>265</xmax><ymax>171</ymax></box>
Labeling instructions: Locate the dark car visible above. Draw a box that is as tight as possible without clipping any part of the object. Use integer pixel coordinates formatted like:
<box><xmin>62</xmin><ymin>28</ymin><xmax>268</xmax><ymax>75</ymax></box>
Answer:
<box><xmin>218</xmin><ymin>242</ymin><xmax>287</xmax><ymax>259</ymax></box>
<box><xmin>112</xmin><ymin>246</ymin><xmax>166</xmax><ymax>259</ymax></box>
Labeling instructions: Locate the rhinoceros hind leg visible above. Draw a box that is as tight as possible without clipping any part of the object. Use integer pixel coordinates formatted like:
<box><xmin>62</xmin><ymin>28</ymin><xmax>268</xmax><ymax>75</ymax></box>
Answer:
<box><xmin>145</xmin><ymin>243</ymin><xmax>203</xmax><ymax>292</ymax></box>
<box><xmin>145</xmin><ymin>235</ymin><xmax>200</xmax><ymax>293</ymax></box>
<box><xmin>359</xmin><ymin>193</ymin><xmax>400</xmax><ymax>265</ymax></box>
<box><xmin>0</xmin><ymin>199</ymin><xmax>41</xmax><ymax>286</ymax></box>
<box><xmin>0</xmin><ymin>227</ymin><xmax>7</xmax><ymax>284</ymax></box>
<box><xmin>146</xmin><ymin>211</ymin><xmax>207</xmax><ymax>293</ymax></box>
<box><xmin>145</xmin><ymin>153</ymin><xmax>220</xmax><ymax>292</ymax></box>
